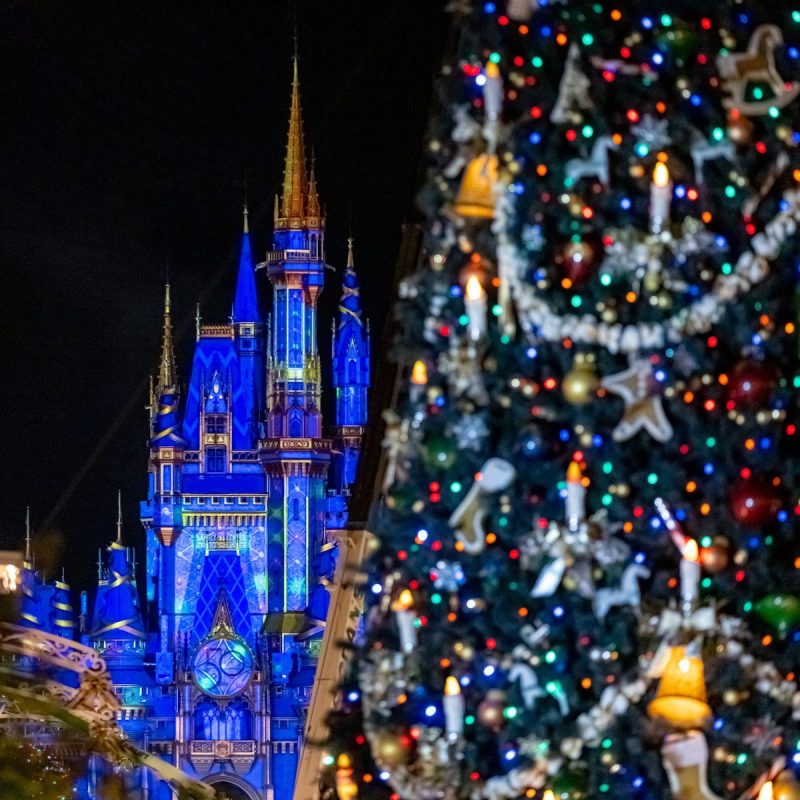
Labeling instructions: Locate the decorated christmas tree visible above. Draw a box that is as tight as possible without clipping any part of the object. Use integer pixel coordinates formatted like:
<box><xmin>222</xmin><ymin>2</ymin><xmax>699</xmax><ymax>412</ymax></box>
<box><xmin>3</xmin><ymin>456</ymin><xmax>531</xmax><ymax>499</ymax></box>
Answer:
<box><xmin>324</xmin><ymin>2</ymin><xmax>800</xmax><ymax>799</ymax></box>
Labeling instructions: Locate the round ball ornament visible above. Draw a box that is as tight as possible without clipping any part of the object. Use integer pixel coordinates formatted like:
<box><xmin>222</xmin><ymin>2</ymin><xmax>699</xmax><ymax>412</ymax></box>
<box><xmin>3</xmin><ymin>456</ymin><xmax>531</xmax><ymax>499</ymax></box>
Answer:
<box><xmin>386</xmin><ymin>485</ymin><xmax>416</xmax><ymax>514</ymax></box>
<box><xmin>729</xmin><ymin>477</ymin><xmax>783</xmax><ymax>526</ymax></box>
<box><xmin>773</xmin><ymin>770</ymin><xmax>800</xmax><ymax>800</ymax></box>
<box><xmin>727</xmin><ymin>359</ymin><xmax>777</xmax><ymax>409</ymax></box>
<box><xmin>477</xmin><ymin>689</ymin><xmax>506</xmax><ymax>731</ymax></box>
<box><xmin>421</xmin><ymin>433</ymin><xmax>458</xmax><ymax>471</ymax></box>
<box><xmin>657</xmin><ymin>23</ymin><xmax>697</xmax><ymax>62</ymax></box>
<box><xmin>556</xmin><ymin>236</ymin><xmax>602</xmax><ymax>286</ymax></box>
<box><xmin>562</xmin><ymin>353</ymin><xmax>599</xmax><ymax>405</ymax></box>
<box><xmin>700</xmin><ymin>536</ymin><xmax>730</xmax><ymax>574</ymax></box>
<box><xmin>515</xmin><ymin>423</ymin><xmax>547</xmax><ymax>460</ymax></box>
<box><xmin>754</xmin><ymin>594</ymin><xmax>800</xmax><ymax>636</ymax></box>
<box><xmin>727</xmin><ymin>109</ymin><xmax>754</xmax><ymax>144</ymax></box>
<box><xmin>371</xmin><ymin>730</ymin><xmax>412</xmax><ymax>769</ymax></box>
<box><xmin>551</xmin><ymin>764</ymin><xmax>590</xmax><ymax>800</ymax></box>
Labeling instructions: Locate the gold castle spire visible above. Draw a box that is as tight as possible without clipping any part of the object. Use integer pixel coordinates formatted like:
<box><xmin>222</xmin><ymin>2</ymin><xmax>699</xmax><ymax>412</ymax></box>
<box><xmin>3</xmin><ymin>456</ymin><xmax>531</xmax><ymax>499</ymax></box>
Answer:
<box><xmin>279</xmin><ymin>57</ymin><xmax>308</xmax><ymax>222</ymax></box>
<box><xmin>346</xmin><ymin>236</ymin><xmax>354</xmax><ymax>269</ymax></box>
<box><xmin>307</xmin><ymin>148</ymin><xmax>320</xmax><ymax>219</ymax></box>
<box><xmin>158</xmin><ymin>283</ymin><xmax>177</xmax><ymax>390</ymax></box>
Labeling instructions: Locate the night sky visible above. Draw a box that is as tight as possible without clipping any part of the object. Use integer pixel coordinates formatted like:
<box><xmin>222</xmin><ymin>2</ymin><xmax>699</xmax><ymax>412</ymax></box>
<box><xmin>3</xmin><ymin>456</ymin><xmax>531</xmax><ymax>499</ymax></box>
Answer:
<box><xmin>0</xmin><ymin>2</ymin><xmax>448</xmax><ymax>596</ymax></box>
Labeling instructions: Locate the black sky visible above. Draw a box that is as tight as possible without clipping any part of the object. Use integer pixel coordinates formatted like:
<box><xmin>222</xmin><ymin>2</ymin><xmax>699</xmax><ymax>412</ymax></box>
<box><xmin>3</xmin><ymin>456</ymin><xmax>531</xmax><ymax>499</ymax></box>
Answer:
<box><xmin>0</xmin><ymin>1</ymin><xmax>448</xmax><ymax>595</ymax></box>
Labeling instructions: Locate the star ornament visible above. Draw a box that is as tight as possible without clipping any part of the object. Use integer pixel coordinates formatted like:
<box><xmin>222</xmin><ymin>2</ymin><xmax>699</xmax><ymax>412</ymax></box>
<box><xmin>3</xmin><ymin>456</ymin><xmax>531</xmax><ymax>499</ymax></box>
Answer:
<box><xmin>602</xmin><ymin>359</ymin><xmax>673</xmax><ymax>443</ymax></box>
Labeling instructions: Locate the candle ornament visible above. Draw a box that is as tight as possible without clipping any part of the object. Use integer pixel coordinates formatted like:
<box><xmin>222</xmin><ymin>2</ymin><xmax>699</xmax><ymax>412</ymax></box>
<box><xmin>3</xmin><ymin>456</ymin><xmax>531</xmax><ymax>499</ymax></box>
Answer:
<box><xmin>392</xmin><ymin>589</ymin><xmax>418</xmax><ymax>654</ymax></box>
<box><xmin>464</xmin><ymin>274</ymin><xmax>488</xmax><ymax>341</ymax></box>
<box><xmin>443</xmin><ymin>675</ymin><xmax>465</xmax><ymax>738</ymax></box>
<box><xmin>650</xmin><ymin>160</ymin><xmax>673</xmax><ymax>234</ymax></box>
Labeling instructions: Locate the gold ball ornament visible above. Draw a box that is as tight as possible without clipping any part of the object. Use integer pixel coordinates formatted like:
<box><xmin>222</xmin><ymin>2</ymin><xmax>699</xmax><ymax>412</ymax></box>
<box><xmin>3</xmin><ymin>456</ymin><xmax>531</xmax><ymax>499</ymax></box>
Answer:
<box><xmin>562</xmin><ymin>353</ymin><xmax>599</xmax><ymax>405</ymax></box>
<box><xmin>722</xmin><ymin>688</ymin><xmax>748</xmax><ymax>706</ymax></box>
<box><xmin>727</xmin><ymin>110</ymin><xmax>754</xmax><ymax>144</ymax></box>
<box><xmin>477</xmin><ymin>689</ymin><xmax>506</xmax><ymax>730</ymax></box>
<box><xmin>773</xmin><ymin>770</ymin><xmax>800</xmax><ymax>800</ymax></box>
<box><xmin>371</xmin><ymin>731</ymin><xmax>411</xmax><ymax>769</ymax></box>
<box><xmin>700</xmin><ymin>537</ymin><xmax>730</xmax><ymax>574</ymax></box>
<box><xmin>643</xmin><ymin>269</ymin><xmax>662</xmax><ymax>294</ymax></box>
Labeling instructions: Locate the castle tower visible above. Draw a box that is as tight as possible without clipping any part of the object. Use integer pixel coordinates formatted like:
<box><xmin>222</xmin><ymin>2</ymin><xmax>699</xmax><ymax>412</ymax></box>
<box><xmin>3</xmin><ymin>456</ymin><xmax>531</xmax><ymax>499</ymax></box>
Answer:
<box><xmin>260</xmin><ymin>57</ymin><xmax>331</xmax><ymax>621</ymax></box>
<box><xmin>331</xmin><ymin>238</ymin><xmax>370</xmax><ymax>491</ymax></box>
<box><xmin>90</xmin><ymin>497</ymin><xmax>153</xmax><ymax>798</ymax></box>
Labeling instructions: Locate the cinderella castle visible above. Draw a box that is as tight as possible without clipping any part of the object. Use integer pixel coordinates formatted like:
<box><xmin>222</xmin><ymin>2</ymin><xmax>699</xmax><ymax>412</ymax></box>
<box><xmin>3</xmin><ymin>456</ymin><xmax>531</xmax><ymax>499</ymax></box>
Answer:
<box><xmin>18</xmin><ymin>58</ymin><xmax>370</xmax><ymax>800</ymax></box>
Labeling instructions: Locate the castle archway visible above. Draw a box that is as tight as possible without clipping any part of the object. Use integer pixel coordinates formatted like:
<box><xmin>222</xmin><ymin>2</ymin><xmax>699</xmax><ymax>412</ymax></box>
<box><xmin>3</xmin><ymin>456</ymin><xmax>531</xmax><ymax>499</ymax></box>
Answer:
<box><xmin>204</xmin><ymin>774</ymin><xmax>260</xmax><ymax>800</ymax></box>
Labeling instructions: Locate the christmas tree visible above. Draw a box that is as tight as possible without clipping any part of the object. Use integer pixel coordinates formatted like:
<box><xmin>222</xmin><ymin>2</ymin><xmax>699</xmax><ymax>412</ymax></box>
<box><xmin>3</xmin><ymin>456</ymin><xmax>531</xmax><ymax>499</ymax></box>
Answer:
<box><xmin>324</xmin><ymin>1</ymin><xmax>800</xmax><ymax>799</ymax></box>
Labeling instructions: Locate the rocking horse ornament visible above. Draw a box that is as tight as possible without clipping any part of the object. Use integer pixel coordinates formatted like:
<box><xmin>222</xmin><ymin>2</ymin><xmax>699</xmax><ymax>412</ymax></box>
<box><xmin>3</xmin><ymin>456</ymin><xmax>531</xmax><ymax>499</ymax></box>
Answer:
<box><xmin>718</xmin><ymin>25</ymin><xmax>800</xmax><ymax>116</ymax></box>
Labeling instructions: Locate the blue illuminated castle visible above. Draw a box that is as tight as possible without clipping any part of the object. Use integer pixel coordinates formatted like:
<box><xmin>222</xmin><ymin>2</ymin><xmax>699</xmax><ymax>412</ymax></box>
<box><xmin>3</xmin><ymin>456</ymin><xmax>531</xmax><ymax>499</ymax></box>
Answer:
<box><xmin>21</xmin><ymin>59</ymin><xmax>369</xmax><ymax>800</ymax></box>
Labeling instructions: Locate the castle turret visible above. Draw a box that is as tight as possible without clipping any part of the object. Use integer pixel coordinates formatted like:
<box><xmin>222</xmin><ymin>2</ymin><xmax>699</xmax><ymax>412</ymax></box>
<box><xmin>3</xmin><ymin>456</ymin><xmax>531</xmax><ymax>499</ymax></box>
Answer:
<box><xmin>234</xmin><ymin>204</ymin><xmax>265</xmax><ymax>437</ymax></box>
<box><xmin>150</xmin><ymin>284</ymin><xmax>186</xmax><ymax>547</ymax></box>
<box><xmin>19</xmin><ymin>508</ymin><xmax>43</xmax><ymax>629</ymax></box>
<box><xmin>92</xmin><ymin>497</ymin><xmax>153</xmax><ymax>776</ymax></box>
<box><xmin>91</xmin><ymin>499</ymin><xmax>146</xmax><ymax>661</ymax></box>
<box><xmin>52</xmin><ymin>571</ymin><xmax>75</xmax><ymax>640</ymax></box>
<box><xmin>331</xmin><ymin>238</ymin><xmax>370</xmax><ymax>491</ymax></box>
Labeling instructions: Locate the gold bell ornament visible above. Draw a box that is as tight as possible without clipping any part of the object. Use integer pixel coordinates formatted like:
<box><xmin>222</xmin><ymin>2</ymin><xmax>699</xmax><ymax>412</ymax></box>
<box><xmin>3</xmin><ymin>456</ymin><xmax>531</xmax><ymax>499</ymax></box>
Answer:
<box><xmin>648</xmin><ymin>645</ymin><xmax>712</xmax><ymax>731</ymax></box>
<box><xmin>761</xmin><ymin>771</ymin><xmax>800</xmax><ymax>800</ymax></box>
<box><xmin>453</xmin><ymin>153</ymin><xmax>499</xmax><ymax>220</ymax></box>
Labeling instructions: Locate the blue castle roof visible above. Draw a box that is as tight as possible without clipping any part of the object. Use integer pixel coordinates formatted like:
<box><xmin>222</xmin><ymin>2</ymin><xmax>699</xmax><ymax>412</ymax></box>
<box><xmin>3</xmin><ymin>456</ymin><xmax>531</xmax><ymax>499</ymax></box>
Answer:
<box><xmin>233</xmin><ymin>206</ymin><xmax>261</xmax><ymax>324</ymax></box>
<box><xmin>52</xmin><ymin>577</ymin><xmax>75</xmax><ymax>639</ymax></box>
<box><xmin>91</xmin><ymin>541</ymin><xmax>146</xmax><ymax>643</ymax></box>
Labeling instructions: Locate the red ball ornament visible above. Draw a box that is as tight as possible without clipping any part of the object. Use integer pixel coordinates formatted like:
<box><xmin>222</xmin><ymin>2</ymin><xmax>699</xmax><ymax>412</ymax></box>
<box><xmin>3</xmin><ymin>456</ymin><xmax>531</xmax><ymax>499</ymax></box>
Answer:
<box><xmin>729</xmin><ymin>477</ymin><xmax>783</xmax><ymax>527</ymax></box>
<box><xmin>727</xmin><ymin>359</ymin><xmax>777</xmax><ymax>409</ymax></box>
<box><xmin>556</xmin><ymin>235</ymin><xmax>602</xmax><ymax>286</ymax></box>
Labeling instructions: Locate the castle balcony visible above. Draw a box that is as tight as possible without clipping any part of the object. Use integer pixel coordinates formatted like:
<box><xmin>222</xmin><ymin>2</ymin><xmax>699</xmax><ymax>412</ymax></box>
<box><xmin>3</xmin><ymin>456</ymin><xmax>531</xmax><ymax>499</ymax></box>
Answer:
<box><xmin>188</xmin><ymin>739</ymin><xmax>257</xmax><ymax>775</ymax></box>
<box><xmin>199</xmin><ymin>323</ymin><xmax>234</xmax><ymax>340</ymax></box>
<box><xmin>266</xmin><ymin>248</ymin><xmax>311</xmax><ymax>264</ymax></box>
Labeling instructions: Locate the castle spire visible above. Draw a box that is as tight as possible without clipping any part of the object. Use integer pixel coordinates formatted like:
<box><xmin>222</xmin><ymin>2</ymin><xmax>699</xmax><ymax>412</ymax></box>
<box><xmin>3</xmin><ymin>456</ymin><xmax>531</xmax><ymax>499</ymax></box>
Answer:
<box><xmin>24</xmin><ymin>505</ymin><xmax>31</xmax><ymax>564</ymax></box>
<box><xmin>338</xmin><ymin>238</ymin><xmax>364</xmax><ymax>324</ymax></box>
<box><xmin>20</xmin><ymin>507</ymin><xmax>40</xmax><ymax>628</ymax></box>
<box><xmin>233</xmin><ymin>202</ymin><xmax>261</xmax><ymax>323</ymax></box>
<box><xmin>158</xmin><ymin>283</ymin><xmax>176</xmax><ymax>391</ymax></box>
<box><xmin>280</xmin><ymin>56</ymin><xmax>308</xmax><ymax>221</ymax></box>
<box><xmin>116</xmin><ymin>490</ymin><xmax>123</xmax><ymax>544</ymax></box>
<box><xmin>307</xmin><ymin>148</ymin><xmax>320</xmax><ymax>219</ymax></box>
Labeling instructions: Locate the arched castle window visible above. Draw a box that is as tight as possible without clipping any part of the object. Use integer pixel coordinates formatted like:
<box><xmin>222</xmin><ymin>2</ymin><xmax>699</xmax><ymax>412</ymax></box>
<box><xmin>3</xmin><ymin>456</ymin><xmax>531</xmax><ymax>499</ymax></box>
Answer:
<box><xmin>194</xmin><ymin>698</ymin><xmax>252</xmax><ymax>740</ymax></box>
<box><xmin>223</xmin><ymin>698</ymin><xmax>252</xmax><ymax>740</ymax></box>
<box><xmin>194</xmin><ymin>698</ymin><xmax>221</xmax><ymax>741</ymax></box>
<box><xmin>288</xmin><ymin>408</ymin><xmax>303</xmax><ymax>438</ymax></box>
